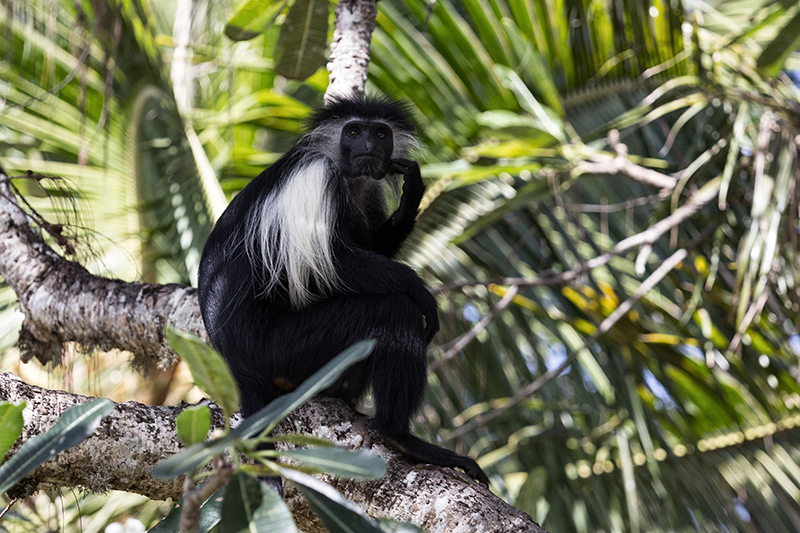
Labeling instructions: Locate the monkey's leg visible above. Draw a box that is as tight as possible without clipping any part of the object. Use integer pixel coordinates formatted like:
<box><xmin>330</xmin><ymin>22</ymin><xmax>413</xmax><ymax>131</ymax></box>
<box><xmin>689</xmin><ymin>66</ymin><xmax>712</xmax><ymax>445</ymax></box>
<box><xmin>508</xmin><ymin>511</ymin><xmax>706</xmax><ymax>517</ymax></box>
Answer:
<box><xmin>207</xmin><ymin>300</ymin><xmax>290</xmax><ymax>494</ymax></box>
<box><xmin>332</xmin><ymin>248</ymin><xmax>440</xmax><ymax>342</ymax></box>
<box><xmin>361</xmin><ymin>295</ymin><xmax>490</xmax><ymax>485</ymax></box>
<box><xmin>227</xmin><ymin>377</ymin><xmax>285</xmax><ymax>495</ymax></box>
<box><xmin>243</xmin><ymin>294</ymin><xmax>487</xmax><ymax>485</ymax></box>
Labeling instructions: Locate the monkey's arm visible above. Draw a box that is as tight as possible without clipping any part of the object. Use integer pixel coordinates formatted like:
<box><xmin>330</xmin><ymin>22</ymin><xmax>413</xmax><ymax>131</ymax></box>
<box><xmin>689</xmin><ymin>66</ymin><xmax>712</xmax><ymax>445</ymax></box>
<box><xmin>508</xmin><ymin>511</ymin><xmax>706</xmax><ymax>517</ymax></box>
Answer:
<box><xmin>336</xmin><ymin>247</ymin><xmax>439</xmax><ymax>342</ymax></box>
<box><xmin>372</xmin><ymin>159</ymin><xmax>424</xmax><ymax>257</ymax></box>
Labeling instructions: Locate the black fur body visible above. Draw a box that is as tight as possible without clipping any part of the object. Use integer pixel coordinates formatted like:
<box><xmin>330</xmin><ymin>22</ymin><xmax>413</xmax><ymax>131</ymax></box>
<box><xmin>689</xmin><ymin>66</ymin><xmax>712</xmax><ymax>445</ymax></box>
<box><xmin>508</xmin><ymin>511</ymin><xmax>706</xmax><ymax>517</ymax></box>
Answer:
<box><xmin>197</xmin><ymin>96</ymin><xmax>488</xmax><ymax>485</ymax></box>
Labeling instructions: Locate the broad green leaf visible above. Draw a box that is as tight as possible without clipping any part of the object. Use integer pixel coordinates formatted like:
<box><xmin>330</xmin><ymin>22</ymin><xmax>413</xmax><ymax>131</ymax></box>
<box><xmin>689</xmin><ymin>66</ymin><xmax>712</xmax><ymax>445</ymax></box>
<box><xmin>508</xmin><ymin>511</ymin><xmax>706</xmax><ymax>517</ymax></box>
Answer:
<box><xmin>274</xmin><ymin>0</ymin><xmax>329</xmax><ymax>80</ymax></box>
<box><xmin>220</xmin><ymin>472</ymin><xmax>297</xmax><ymax>533</ymax></box>
<box><xmin>757</xmin><ymin>10</ymin><xmax>800</xmax><ymax>76</ymax></box>
<box><xmin>495</xmin><ymin>65</ymin><xmax>565</xmax><ymax>143</ymax></box>
<box><xmin>0</xmin><ymin>398</ymin><xmax>114</xmax><ymax>495</ymax></box>
<box><xmin>155</xmin><ymin>341</ymin><xmax>372</xmax><ymax>479</ymax></box>
<box><xmin>176</xmin><ymin>405</ymin><xmax>212</xmax><ymax>447</ymax></box>
<box><xmin>233</xmin><ymin>340</ymin><xmax>375</xmax><ymax>439</ymax></box>
<box><xmin>0</xmin><ymin>402</ymin><xmax>25</xmax><ymax>460</ymax></box>
<box><xmin>225</xmin><ymin>0</ymin><xmax>287</xmax><ymax>41</ymax></box>
<box><xmin>151</xmin><ymin>435</ymin><xmax>235</xmax><ymax>480</ymax></box>
<box><xmin>281</xmin><ymin>447</ymin><xmax>386</xmax><ymax>479</ymax></box>
<box><xmin>148</xmin><ymin>488</ymin><xmax>225</xmax><ymax>533</ymax></box>
<box><xmin>514</xmin><ymin>467</ymin><xmax>548</xmax><ymax>515</ymax></box>
<box><xmin>476</xmin><ymin>110</ymin><xmax>560</xmax><ymax>147</ymax></box>
<box><xmin>280</xmin><ymin>468</ymin><xmax>382</xmax><ymax>533</ymax></box>
<box><xmin>166</xmin><ymin>328</ymin><xmax>240</xmax><ymax>422</ymax></box>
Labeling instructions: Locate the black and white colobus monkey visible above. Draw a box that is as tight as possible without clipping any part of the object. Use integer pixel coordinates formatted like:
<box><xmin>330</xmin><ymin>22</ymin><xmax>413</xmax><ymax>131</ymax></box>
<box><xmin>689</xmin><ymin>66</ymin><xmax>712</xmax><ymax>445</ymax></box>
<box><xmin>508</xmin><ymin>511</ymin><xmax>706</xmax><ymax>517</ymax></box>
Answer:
<box><xmin>197</xmin><ymin>95</ymin><xmax>489</xmax><ymax>485</ymax></box>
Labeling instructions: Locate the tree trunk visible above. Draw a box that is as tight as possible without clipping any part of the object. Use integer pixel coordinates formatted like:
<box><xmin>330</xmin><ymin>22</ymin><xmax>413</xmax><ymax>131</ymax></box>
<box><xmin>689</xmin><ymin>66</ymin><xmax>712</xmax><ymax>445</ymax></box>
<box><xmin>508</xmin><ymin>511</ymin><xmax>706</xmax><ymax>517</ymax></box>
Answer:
<box><xmin>324</xmin><ymin>0</ymin><xmax>377</xmax><ymax>104</ymax></box>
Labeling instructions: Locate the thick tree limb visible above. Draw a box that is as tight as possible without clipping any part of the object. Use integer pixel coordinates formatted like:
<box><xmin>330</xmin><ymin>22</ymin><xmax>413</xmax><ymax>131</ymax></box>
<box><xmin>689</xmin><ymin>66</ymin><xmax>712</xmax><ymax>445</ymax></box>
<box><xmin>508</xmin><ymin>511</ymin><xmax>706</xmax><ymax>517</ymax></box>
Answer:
<box><xmin>0</xmin><ymin>372</ymin><xmax>186</xmax><ymax>500</ymax></box>
<box><xmin>279</xmin><ymin>398</ymin><xmax>545</xmax><ymax>533</ymax></box>
<box><xmin>0</xmin><ymin>373</ymin><xmax>545</xmax><ymax>533</ymax></box>
<box><xmin>429</xmin><ymin>285</ymin><xmax>519</xmax><ymax>373</ymax></box>
<box><xmin>575</xmin><ymin>158</ymin><xmax>677</xmax><ymax>190</ymax></box>
<box><xmin>0</xmin><ymin>173</ymin><xmax>206</xmax><ymax>370</ymax></box>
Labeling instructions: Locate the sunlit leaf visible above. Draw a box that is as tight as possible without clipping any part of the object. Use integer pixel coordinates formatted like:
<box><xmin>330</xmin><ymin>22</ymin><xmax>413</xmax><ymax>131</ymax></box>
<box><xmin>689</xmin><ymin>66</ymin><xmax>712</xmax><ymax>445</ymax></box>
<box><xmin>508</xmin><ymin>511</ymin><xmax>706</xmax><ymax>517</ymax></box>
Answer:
<box><xmin>0</xmin><ymin>402</ymin><xmax>25</xmax><ymax>461</ymax></box>
<box><xmin>151</xmin><ymin>436</ymin><xmax>235</xmax><ymax>480</ymax></box>
<box><xmin>226</xmin><ymin>0</ymin><xmax>287</xmax><ymax>41</ymax></box>
<box><xmin>281</xmin><ymin>447</ymin><xmax>386</xmax><ymax>479</ymax></box>
<box><xmin>166</xmin><ymin>328</ymin><xmax>240</xmax><ymax>423</ymax></box>
<box><xmin>176</xmin><ymin>405</ymin><xmax>212</xmax><ymax>447</ymax></box>
<box><xmin>757</xmin><ymin>10</ymin><xmax>800</xmax><ymax>75</ymax></box>
<box><xmin>280</xmin><ymin>468</ymin><xmax>382</xmax><ymax>533</ymax></box>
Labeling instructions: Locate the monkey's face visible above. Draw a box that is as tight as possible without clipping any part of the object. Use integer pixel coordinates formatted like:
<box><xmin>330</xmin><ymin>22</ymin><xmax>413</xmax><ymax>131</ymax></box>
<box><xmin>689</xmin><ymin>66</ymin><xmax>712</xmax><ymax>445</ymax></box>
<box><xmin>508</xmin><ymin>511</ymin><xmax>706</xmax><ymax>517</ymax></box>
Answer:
<box><xmin>339</xmin><ymin>120</ymin><xmax>394</xmax><ymax>180</ymax></box>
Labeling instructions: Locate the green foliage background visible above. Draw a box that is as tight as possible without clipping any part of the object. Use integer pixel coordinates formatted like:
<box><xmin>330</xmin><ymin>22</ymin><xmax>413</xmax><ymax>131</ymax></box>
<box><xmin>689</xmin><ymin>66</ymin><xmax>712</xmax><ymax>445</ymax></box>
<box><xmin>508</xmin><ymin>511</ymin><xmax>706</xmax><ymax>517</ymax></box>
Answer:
<box><xmin>3</xmin><ymin>0</ymin><xmax>800</xmax><ymax>531</ymax></box>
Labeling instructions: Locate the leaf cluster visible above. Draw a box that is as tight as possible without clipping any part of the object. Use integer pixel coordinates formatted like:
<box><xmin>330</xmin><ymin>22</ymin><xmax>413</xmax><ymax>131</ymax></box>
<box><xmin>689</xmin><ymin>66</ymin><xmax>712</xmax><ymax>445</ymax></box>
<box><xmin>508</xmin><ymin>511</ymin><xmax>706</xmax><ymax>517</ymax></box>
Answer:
<box><xmin>151</xmin><ymin>330</ymin><xmax>418</xmax><ymax>533</ymax></box>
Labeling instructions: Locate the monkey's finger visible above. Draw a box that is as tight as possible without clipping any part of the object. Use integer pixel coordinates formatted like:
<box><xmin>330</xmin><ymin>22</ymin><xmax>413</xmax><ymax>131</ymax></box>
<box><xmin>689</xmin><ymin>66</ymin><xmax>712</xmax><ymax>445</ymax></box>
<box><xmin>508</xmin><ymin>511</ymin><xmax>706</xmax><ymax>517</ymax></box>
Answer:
<box><xmin>459</xmin><ymin>460</ymin><xmax>489</xmax><ymax>485</ymax></box>
<box><xmin>390</xmin><ymin>158</ymin><xmax>417</xmax><ymax>175</ymax></box>
<box><xmin>451</xmin><ymin>458</ymin><xmax>489</xmax><ymax>485</ymax></box>
<box><xmin>424</xmin><ymin>319</ymin><xmax>439</xmax><ymax>344</ymax></box>
<box><xmin>473</xmin><ymin>467</ymin><xmax>490</xmax><ymax>485</ymax></box>
<box><xmin>391</xmin><ymin>162</ymin><xmax>409</xmax><ymax>176</ymax></box>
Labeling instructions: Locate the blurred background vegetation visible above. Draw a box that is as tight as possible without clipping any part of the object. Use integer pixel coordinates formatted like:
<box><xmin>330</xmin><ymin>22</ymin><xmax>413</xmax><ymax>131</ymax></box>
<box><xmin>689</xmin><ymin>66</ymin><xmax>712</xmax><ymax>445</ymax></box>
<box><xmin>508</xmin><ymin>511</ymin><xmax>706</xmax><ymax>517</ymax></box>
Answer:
<box><xmin>3</xmin><ymin>0</ymin><xmax>800</xmax><ymax>531</ymax></box>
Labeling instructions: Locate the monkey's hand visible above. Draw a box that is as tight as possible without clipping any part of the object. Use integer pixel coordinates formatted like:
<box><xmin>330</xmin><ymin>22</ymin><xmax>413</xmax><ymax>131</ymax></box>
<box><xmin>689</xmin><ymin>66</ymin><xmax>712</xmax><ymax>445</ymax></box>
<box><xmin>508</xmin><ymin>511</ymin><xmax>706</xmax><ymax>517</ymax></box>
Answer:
<box><xmin>390</xmin><ymin>158</ymin><xmax>424</xmax><ymax>227</ymax></box>
<box><xmin>373</xmin><ymin>159</ymin><xmax>425</xmax><ymax>257</ymax></box>
<box><xmin>411</xmin><ymin>284</ymin><xmax>440</xmax><ymax>344</ymax></box>
<box><xmin>424</xmin><ymin>312</ymin><xmax>440</xmax><ymax>344</ymax></box>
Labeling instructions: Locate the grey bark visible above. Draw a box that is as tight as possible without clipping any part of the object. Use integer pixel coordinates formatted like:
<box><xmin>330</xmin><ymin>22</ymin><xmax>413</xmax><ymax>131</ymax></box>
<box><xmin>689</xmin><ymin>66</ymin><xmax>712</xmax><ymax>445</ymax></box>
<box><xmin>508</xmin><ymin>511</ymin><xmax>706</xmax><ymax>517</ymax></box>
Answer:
<box><xmin>0</xmin><ymin>373</ymin><xmax>546</xmax><ymax>533</ymax></box>
<box><xmin>324</xmin><ymin>0</ymin><xmax>377</xmax><ymax>104</ymax></box>
<box><xmin>0</xmin><ymin>372</ymin><xmax>187</xmax><ymax>500</ymax></box>
<box><xmin>0</xmin><ymin>174</ymin><xmax>206</xmax><ymax>371</ymax></box>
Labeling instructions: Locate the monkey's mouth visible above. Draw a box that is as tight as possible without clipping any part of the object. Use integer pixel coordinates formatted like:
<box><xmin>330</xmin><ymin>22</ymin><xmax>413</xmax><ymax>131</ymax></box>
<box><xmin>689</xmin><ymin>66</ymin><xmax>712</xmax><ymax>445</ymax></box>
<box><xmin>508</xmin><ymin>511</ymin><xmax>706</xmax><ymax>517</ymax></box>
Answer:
<box><xmin>353</xmin><ymin>155</ymin><xmax>386</xmax><ymax>179</ymax></box>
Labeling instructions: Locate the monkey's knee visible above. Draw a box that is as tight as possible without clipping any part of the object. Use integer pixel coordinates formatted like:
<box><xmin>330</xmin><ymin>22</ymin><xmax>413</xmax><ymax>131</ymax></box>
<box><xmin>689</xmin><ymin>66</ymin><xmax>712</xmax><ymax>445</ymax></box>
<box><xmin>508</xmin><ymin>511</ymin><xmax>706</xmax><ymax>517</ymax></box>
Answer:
<box><xmin>373</xmin><ymin>293</ymin><xmax>429</xmax><ymax>335</ymax></box>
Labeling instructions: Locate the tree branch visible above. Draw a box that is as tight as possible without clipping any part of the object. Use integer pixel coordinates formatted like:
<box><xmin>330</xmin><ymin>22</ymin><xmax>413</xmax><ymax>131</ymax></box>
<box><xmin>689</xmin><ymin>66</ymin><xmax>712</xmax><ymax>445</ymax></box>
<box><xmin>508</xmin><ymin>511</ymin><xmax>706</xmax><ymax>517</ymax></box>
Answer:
<box><xmin>0</xmin><ymin>373</ymin><xmax>546</xmax><ymax>533</ymax></box>
<box><xmin>0</xmin><ymin>172</ymin><xmax>206</xmax><ymax>371</ymax></box>
<box><xmin>574</xmin><ymin>159</ymin><xmax>676</xmax><ymax>190</ymax></box>
<box><xmin>0</xmin><ymin>372</ymin><xmax>187</xmax><ymax>500</ymax></box>
<box><xmin>433</xmin><ymin>176</ymin><xmax>720</xmax><ymax>294</ymax></box>
<box><xmin>181</xmin><ymin>456</ymin><xmax>234</xmax><ymax>533</ymax></box>
<box><xmin>429</xmin><ymin>285</ymin><xmax>519</xmax><ymax>373</ymax></box>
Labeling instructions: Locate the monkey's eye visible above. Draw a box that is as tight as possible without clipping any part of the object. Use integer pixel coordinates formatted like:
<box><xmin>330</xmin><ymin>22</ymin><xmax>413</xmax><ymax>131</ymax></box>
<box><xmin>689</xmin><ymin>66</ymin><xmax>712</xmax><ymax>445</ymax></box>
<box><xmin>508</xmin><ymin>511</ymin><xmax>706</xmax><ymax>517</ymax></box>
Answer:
<box><xmin>347</xmin><ymin>128</ymin><xmax>360</xmax><ymax>138</ymax></box>
<box><xmin>375</xmin><ymin>130</ymin><xmax>386</xmax><ymax>139</ymax></box>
